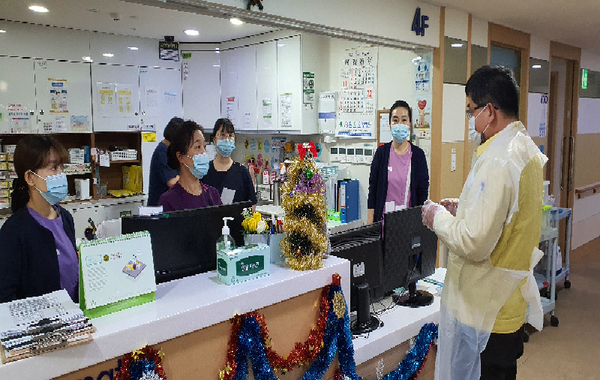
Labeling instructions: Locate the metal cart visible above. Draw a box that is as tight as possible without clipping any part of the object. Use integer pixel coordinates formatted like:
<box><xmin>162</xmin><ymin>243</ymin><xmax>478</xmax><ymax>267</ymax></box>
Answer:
<box><xmin>534</xmin><ymin>207</ymin><xmax>572</xmax><ymax>328</ymax></box>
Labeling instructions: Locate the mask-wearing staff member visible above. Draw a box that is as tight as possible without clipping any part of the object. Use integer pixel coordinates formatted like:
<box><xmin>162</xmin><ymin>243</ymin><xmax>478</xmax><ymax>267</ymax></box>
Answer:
<box><xmin>147</xmin><ymin>117</ymin><xmax>183</xmax><ymax>206</ymax></box>
<box><xmin>158</xmin><ymin>120</ymin><xmax>222</xmax><ymax>212</ymax></box>
<box><xmin>422</xmin><ymin>66</ymin><xmax>546</xmax><ymax>380</ymax></box>
<box><xmin>0</xmin><ymin>136</ymin><xmax>78</xmax><ymax>303</ymax></box>
<box><xmin>367</xmin><ymin>100</ymin><xmax>430</xmax><ymax>224</ymax></box>
<box><xmin>202</xmin><ymin>118</ymin><xmax>257</xmax><ymax>211</ymax></box>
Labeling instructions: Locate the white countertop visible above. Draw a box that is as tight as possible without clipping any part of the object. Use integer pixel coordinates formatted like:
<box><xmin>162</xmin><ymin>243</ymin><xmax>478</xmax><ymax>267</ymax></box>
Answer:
<box><xmin>352</xmin><ymin>269</ymin><xmax>444</xmax><ymax>364</ymax></box>
<box><xmin>0</xmin><ymin>256</ymin><xmax>350</xmax><ymax>380</ymax></box>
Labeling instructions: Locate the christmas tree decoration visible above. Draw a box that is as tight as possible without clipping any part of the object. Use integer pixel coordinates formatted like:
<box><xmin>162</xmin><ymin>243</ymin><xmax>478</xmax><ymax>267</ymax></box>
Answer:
<box><xmin>281</xmin><ymin>142</ymin><xmax>328</xmax><ymax>270</ymax></box>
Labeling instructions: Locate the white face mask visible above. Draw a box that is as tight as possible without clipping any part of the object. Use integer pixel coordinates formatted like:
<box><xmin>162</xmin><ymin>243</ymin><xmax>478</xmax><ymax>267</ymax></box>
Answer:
<box><xmin>468</xmin><ymin>105</ymin><xmax>488</xmax><ymax>145</ymax></box>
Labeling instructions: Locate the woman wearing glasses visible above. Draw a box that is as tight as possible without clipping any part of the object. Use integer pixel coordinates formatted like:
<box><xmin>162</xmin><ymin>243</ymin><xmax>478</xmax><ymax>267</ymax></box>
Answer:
<box><xmin>203</xmin><ymin>118</ymin><xmax>257</xmax><ymax>210</ymax></box>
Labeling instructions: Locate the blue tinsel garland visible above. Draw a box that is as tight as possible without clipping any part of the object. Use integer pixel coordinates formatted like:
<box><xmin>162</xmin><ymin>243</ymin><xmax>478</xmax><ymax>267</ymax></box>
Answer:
<box><xmin>381</xmin><ymin>323</ymin><xmax>438</xmax><ymax>380</ymax></box>
<box><xmin>229</xmin><ymin>281</ymin><xmax>437</xmax><ymax>380</ymax></box>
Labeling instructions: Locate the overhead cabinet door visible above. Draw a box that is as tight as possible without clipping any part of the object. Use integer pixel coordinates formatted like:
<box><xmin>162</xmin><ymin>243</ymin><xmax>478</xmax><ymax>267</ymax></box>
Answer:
<box><xmin>0</xmin><ymin>57</ymin><xmax>36</xmax><ymax>134</ymax></box>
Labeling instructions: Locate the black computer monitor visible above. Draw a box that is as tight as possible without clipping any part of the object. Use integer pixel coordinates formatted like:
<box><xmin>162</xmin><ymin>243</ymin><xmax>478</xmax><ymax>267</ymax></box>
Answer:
<box><xmin>122</xmin><ymin>201</ymin><xmax>251</xmax><ymax>284</ymax></box>
<box><xmin>330</xmin><ymin>222</ymin><xmax>383</xmax><ymax>334</ymax></box>
<box><xmin>382</xmin><ymin>206</ymin><xmax>437</xmax><ymax>307</ymax></box>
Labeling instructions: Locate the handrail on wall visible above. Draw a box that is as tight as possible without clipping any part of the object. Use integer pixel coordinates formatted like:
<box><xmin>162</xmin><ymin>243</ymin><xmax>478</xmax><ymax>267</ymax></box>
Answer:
<box><xmin>575</xmin><ymin>181</ymin><xmax>600</xmax><ymax>198</ymax></box>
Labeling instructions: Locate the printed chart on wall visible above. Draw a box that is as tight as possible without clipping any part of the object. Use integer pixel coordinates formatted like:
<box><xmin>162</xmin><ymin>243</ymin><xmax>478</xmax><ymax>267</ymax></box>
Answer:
<box><xmin>49</xmin><ymin>79</ymin><xmax>68</xmax><ymax>113</ymax></box>
<box><xmin>413</xmin><ymin>52</ymin><xmax>432</xmax><ymax>140</ymax></box>
<box><xmin>527</xmin><ymin>93</ymin><xmax>548</xmax><ymax>138</ymax></box>
<box><xmin>336</xmin><ymin>47</ymin><xmax>378</xmax><ymax>139</ymax></box>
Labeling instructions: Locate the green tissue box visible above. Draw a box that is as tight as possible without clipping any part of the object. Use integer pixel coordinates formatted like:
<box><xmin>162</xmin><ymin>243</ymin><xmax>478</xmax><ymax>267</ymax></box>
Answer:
<box><xmin>217</xmin><ymin>243</ymin><xmax>270</xmax><ymax>285</ymax></box>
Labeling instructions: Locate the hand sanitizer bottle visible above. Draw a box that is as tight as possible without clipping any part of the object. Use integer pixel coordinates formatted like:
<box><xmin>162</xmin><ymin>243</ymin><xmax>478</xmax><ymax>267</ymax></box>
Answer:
<box><xmin>217</xmin><ymin>217</ymin><xmax>236</xmax><ymax>253</ymax></box>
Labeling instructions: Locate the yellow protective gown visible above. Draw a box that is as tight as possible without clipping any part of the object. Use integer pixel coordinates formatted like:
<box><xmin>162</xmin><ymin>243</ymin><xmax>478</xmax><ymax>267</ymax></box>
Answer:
<box><xmin>432</xmin><ymin>122</ymin><xmax>547</xmax><ymax>380</ymax></box>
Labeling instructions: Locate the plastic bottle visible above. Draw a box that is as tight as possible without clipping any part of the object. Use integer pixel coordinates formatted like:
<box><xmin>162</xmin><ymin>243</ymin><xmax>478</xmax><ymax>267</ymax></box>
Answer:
<box><xmin>217</xmin><ymin>217</ymin><xmax>236</xmax><ymax>253</ymax></box>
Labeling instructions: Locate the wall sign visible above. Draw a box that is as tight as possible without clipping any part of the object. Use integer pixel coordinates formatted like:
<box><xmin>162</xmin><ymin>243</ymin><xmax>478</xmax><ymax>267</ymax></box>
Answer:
<box><xmin>582</xmin><ymin>69</ymin><xmax>588</xmax><ymax>89</ymax></box>
<box><xmin>159</xmin><ymin>41</ymin><xmax>180</xmax><ymax>61</ymax></box>
<box><xmin>411</xmin><ymin>7</ymin><xmax>429</xmax><ymax>37</ymax></box>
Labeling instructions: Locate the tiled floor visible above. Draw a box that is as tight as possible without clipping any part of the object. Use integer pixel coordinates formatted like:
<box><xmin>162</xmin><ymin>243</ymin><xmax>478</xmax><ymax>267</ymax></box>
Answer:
<box><xmin>517</xmin><ymin>237</ymin><xmax>600</xmax><ymax>379</ymax></box>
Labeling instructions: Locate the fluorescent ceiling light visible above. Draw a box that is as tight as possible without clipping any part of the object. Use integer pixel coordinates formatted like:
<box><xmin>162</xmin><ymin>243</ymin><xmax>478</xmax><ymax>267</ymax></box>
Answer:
<box><xmin>278</xmin><ymin>43</ymin><xmax>285</xmax><ymax>48</ymax></box>
<box><xmin>127</xmin><ymin>46</ymin><xmax>139</xmax><ymax>51</ymax></box>
<box><xmin>184</xmin><ymin>29</ymin><xmax>199</xmax><ymax>36</ymax></box>
<box><xmin>532</xmin><ymin>64</ymin><xmax>542</xmax><ymax>69</ymax></box>
<box><xmin>230</xmin><ymin>18</ymin><xmax>244</xmax><ymax>25</ymax></box>
<box><xmin>82</xmin><ymin>56</ymin><xmax>93</xmax><ymax>62</ymax></box>
<box><xmin>0</xmin><ymin>30</ymin><xmax>6</xmax><ymax>33</ymax></box>
<box><xmin>29</xmin><ymin>5</ymin><xmax>49</xmax><ymax>12</ymax></box>
<box><xmin>412</xmin><ymin>56</ymin><xmax>422</xmax><ymax>62</ymax></box>
<box><xmin>451</xmin><ymin>43</ymin><xmax>463</xmax><ymax>48</ymax></box>
<box><xmin>103</xmin><ymin>53</ymin><xmax>114</xmax><ymax>57</ymax></box>
<box><xmin>213</xmin><ymin>64</ymin><xmax>220</xmax><ymax>68</ymax></box>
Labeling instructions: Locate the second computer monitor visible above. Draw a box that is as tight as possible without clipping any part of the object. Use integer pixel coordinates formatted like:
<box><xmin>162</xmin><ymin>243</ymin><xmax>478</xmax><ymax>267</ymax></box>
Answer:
<box><xmin>382</xmin><ymin>206</ymin><xmax>437</xmax><ymax>304</ymax></box>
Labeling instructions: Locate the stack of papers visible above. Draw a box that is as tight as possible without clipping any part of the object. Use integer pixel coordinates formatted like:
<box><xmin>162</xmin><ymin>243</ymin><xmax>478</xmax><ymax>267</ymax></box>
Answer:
<box><xmin>0</xmin><ymin>290</ymin><xmax>95</xmax><ymax>363</ymax></box>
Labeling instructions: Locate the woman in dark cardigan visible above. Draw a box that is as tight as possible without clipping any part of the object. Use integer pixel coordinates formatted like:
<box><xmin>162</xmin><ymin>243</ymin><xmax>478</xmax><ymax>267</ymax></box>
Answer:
<box><xmin>367</xmin><ymin>100</ymin><xmax>429</xmax><ymax>224</ymax></box>
<box><xmin>0</xmin><ymin>136</ymin><xmax>78</xmax><ymax>303</ymax></box>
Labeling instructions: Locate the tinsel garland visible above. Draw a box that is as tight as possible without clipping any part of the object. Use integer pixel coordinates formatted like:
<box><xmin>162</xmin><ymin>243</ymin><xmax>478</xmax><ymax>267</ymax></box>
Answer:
<box><xmin>380</xmin><ymin>323</ymin><xmax>438</xmax><ymax>380</ymax></box>
<box><xmin>115</xmin><ymin>345</ymin><xmax>167</xmax><ymax>380</ymax></box>
<box><xmin>220</xmin><ymin>274</ymin><xmax>362</xmax><ymax>380</ymax></box>
<box><xmin>280</xmin><ymin>152</ymin><xmax>328</xmax><ymax>270</ymax></box>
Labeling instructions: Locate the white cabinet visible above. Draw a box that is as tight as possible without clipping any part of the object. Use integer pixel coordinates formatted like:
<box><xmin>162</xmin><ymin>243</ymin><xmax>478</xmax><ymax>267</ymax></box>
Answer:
<box><xmin>220</xmin><ymin>49</ymin><xmax>238</xmax><ymax>128</ymax></box>
<box><xmin>35</xmin><ymin>61</ymin><xmax>93</xmax><ymax>133</ymax></box>
<box><xmin>182</xmin><ymin>50</ymin><xmax>221</xmax><ymax>132</ymax></box>
<box><xmin>256</xmin><ymin>42</ymin><xmax>279</xmax><ymax>131</ymax></box>
<box><xmin>91</xmin><ymin>64</ymin><xmax>141</xmax><ymax>132</ymax></box>
<box><xmin>0</xmin><ymin>57</ymin><xmax>36</xmax><ymax>134</ymax></box>
<box><xmin>277</xmin><ymin>36</ymin><xmax>303</xmax><ymax>133</ymax></box>
<box><xmin>138</xmin><ymin>67</ymin><xmax>183</xmax><ymax>195</ymax></box>
<box><xmin>236</xmin><ymin>45</ymin><xmax>258</xmax><ymax>131</ymax></box>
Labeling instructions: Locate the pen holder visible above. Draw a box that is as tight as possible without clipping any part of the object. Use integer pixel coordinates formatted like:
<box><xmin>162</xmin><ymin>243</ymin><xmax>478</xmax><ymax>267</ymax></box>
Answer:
<box><xmin>269</xmin><ymin>233</ymin><xmax>285</xmax><ymax>265</ymax></box>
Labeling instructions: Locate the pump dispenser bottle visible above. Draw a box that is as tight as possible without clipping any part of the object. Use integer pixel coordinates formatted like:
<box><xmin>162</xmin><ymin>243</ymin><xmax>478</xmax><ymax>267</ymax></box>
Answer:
<box><xmin>217</xmin><ymin>217</ymin><xmax>236</xmax><ymax>252</ymax></box>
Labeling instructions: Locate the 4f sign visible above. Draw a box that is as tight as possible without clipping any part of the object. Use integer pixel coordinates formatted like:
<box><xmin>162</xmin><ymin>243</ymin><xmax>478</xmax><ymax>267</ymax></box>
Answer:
<box><xmin>412</xmin><ymin>7</ymin><xmax>429</xmax><ymax>37</ymax></box>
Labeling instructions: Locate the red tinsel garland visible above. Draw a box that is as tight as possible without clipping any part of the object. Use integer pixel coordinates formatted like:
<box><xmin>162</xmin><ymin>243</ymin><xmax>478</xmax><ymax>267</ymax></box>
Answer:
<box><xmin>221</xmin><ymin>284</ymin><xmax>332</xmax><ymax>379</ymax></box>
<box><xmin>114</xmin><ymin>345</ymin><xmax>167</xmax><ymax>380</ymax></box>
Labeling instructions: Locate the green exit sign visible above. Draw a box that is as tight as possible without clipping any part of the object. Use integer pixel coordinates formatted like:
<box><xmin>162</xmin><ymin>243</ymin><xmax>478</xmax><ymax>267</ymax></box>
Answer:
<box><xmin>582</xmin><ymin>69</ymin><xmax>588</xmax><ymax>89</ymax></box>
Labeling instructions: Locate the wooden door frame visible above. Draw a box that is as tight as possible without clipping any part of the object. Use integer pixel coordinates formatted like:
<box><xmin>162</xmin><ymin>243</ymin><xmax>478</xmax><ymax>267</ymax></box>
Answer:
<box><xmin>488</xmin><ymin>23</ymin><xmax>531</xmax><ymax>127</ymax></box>
<box><xmin>546</xmin><ymin>71</ymin><xmax>558</xmax><ymax>188</ymax></box>
<box><xmin>550</xmin><ymin>41</ymin><xmax>581</xmax><ymax>210</ymax></box>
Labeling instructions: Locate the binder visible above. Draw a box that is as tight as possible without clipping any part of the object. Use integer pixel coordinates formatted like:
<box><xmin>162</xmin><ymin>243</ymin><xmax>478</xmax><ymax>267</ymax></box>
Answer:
<box><xmin>340</xmin><ymin>180</ymin><xmax>359</xmax><ymax>223</ymax></box>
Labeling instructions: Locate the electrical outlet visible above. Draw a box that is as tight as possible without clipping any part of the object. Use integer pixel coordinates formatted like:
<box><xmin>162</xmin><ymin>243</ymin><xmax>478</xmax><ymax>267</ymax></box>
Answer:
<box><xmin>451</xmin><ymin>153</ymin><xmax>456</xmax><ymax>172</ymax></box>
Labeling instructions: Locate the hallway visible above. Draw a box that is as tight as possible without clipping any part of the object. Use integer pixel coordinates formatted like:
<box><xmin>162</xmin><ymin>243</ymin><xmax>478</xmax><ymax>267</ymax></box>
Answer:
<box><xmin>518</xmin><ymin>238</ymin><xmax>600</xmax><ymax>379</ymax></box>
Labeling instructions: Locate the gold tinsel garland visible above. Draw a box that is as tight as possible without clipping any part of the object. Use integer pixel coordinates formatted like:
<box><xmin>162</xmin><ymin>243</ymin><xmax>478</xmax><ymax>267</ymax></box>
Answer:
<box><xmin>280</xmin><ymin>156</ymin><xmax>328</xmax><ymax>270</ymax></box>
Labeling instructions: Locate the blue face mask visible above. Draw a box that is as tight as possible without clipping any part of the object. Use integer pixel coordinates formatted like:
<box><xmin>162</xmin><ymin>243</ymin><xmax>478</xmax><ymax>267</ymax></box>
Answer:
<box><xmin>391</xmin><ymin>124</ymin><xmax>411</xmax><ymax>143</ymax></box>
<box><xmin>185</xmin><ymin>153</ymin><xmax>210</xmax><ymax>179</ymax></box>
<box><xmin>216</xmin><ymin>139</ymin><xmax>236</xmax><ymax>157</ymax></box>
<box><xmin>30</xmin><ymin>171</ymin><xmax>68</xmax><ymax>205</ymax></box>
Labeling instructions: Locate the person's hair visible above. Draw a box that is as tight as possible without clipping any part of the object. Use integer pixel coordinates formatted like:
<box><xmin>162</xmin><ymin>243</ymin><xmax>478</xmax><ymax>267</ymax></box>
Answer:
<box><xmin>389</xmin><ymin>100</ymin><xmax>412</xmax><ymax>125</ymax></box>
<box><xmin>465</xmin><ymin>65</ymin><xmax>520</xmax><ymax>118</ymax></box>
<box><xmin>163</xmin><ymin>117</ymin><xmax>184</xmax><ymax>141</ymax></box>
<box><xmin>167</xmin><ymin>120</ymin><xmax>204</xmax><ymax>170</ymax></box>
<box><xmin>11</xmin><ymin>135</ymin><xmax>68</xmax><ymax>212</ymax></box>
<box><xmin>213</xmin><ymin>118</ymin><xmax>235</xmax><ymax>137</ymax></box>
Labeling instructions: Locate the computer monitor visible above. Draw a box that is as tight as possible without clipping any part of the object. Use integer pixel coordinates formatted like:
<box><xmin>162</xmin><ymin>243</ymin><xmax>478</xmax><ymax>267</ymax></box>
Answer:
<box><xmin>382</xmin><ymin>206</ymin><xmax>437</xmax><ymax>307</ymax></box>
<box><xmin>122</xmin><ymin>201</ymin><xmax>251</xmax><ymax>284</ymax></box>
<box><xmin>329</xmin><ymin>222</ymin><xmax>383</xmax><ymax>334</ymax></box>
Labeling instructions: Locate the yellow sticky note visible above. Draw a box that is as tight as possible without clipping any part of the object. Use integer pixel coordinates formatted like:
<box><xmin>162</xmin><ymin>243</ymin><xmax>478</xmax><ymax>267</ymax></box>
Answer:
<box><xmin>142</xmin><ymin>132</ymin><xmax>157</xmax><ymax>142</ymax></box>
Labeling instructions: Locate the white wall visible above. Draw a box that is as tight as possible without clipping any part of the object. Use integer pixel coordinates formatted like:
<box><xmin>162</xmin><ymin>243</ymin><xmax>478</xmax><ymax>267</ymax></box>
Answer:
<box><xmin>200</xmin><ymin>0</ymin><xmax>441</xmax><ymax>49</ymax></box>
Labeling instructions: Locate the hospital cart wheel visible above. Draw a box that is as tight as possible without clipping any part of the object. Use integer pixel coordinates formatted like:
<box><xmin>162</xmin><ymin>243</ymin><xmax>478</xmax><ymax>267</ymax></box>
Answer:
<box><xmin>550</xmin><ymin>316</ymin><xmax>559</xmax><ymax>327</ymax></box>
<box><xmin>564</xmin><ymin>280</ymin><xmax>571</xmax><ymax>289</ymax></box>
